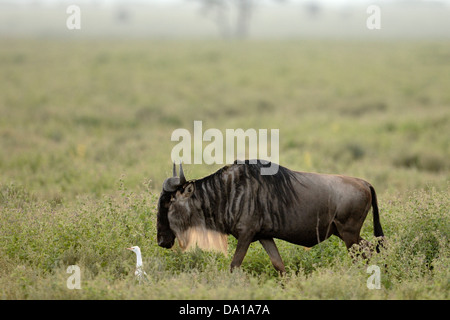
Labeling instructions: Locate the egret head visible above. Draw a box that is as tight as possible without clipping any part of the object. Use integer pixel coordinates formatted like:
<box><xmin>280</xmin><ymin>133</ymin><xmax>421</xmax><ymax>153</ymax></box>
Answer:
<box><xmin>126</xmin><ymin>246</ymin><xmax>141</xmax><ymax>254</ymax></box>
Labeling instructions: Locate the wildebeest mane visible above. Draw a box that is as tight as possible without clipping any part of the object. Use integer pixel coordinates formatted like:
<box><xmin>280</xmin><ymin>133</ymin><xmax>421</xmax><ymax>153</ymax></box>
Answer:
<box><xmin>190</xmin><ymin>160</ymin><xmax>301</xmax><ymax>234</ymax></box>
<box><xmin>238</xmin><ymin>160</ymin><xmax>300</xmax><ymax>207</ymax></box>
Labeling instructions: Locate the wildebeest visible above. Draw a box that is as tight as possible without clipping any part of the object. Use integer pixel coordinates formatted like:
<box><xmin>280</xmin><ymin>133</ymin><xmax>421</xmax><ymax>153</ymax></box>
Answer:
<box><xmin>157</xmin><ymin>160</ymin><xmax>384</xmax><ymax>273</ymax></box>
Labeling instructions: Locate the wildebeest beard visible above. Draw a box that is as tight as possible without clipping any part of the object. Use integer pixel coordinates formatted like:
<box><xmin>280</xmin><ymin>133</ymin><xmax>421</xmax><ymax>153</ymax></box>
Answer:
<box><xmin>176</xmin><ymin>225</ymin><xmax>229</xmax><ymax>255</ymax></box>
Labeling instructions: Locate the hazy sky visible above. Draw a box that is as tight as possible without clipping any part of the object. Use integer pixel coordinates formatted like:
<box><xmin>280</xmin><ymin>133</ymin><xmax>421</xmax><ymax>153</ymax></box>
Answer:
<box><xmin>2</xmin><ymin>0</ymin><xmax>449</xmax><ymax>39</ymax></box>
<box><xmin>5</xmin><ymin>0</ymin><xmax>450</xmax><ymax>6</ymax></box>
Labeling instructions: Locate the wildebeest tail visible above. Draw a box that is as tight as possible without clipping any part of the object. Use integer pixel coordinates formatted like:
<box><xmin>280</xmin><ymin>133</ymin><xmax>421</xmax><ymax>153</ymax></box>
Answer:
<box><xmin>369</xmin><ymin>185</ymin><xmax>385</xmax><ymax>252</ymax></box>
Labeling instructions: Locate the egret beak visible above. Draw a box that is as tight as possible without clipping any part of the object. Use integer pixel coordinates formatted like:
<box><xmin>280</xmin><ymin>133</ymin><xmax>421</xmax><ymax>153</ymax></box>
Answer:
<box><xmin>126</xmin><ymin>247</ymin><xmax>133</xmax><ymax>251</ymax></box>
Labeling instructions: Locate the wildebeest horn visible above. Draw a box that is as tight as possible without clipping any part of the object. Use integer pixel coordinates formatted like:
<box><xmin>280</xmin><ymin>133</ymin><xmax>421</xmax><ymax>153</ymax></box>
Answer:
<box><xmin>179</xmin><ymin>163</ymin><xmax>186</xmax><ymax>185</ymax></box>
<box><xmin>162</xmin><ymin>162</ymin><xmax>187</xmax><ymax>192</ymax></box>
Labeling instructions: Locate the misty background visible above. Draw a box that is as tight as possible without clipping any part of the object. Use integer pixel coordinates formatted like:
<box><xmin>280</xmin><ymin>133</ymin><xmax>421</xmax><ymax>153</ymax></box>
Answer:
<box><xmin>1</xmin><ymin>0</ymin><xmax>449</xmax><ymax>39</ymax></box>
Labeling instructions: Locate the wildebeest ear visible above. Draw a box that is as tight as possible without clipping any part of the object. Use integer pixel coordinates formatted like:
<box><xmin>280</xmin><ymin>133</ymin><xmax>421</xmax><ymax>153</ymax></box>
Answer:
<box><xmin>184</xmin><ymin>183</ymin><xmax>195</xmax><ymax>197</ymax></box>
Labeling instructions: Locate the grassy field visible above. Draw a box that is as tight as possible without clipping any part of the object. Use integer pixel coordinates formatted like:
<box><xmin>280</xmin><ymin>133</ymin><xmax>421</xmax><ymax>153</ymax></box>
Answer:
<box><xmin>0</xmin><ymin>39</ymin><xmax>449</xmax><ymax>299</ymax></box>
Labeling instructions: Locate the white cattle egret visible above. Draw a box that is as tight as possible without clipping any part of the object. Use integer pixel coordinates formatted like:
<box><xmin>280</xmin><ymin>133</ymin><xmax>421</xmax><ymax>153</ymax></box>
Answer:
<box><xmin>127</xmin><ymin>246</ymin><xmax>148</xmax><ymax>284</ymax></box>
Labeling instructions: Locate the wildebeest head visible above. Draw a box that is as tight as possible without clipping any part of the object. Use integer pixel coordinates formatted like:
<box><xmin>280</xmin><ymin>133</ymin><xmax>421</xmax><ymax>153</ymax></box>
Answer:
<box><xmin>156</xmin><ymin>163</ymin><xmax>228</xmax><ymax>254</ymax></box>
<box><xmin>156</xmin><ymin>163</ymin><xmax>185</xmax><ymax>249</ymax></box>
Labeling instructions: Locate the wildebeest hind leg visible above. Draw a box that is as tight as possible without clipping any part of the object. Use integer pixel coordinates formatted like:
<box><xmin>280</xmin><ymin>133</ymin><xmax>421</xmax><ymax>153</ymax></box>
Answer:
<box><xmin>349</xmin><ymin>238</ymin><xmax>375</xmax><ymax>261</ymax></box>
<box><xmin>260</xmin><ymin>238</ymin><xmax>286</xmax><ymax>275</ymax></box>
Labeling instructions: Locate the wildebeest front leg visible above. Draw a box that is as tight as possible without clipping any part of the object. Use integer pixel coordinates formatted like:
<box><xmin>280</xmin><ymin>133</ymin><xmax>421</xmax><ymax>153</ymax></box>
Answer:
<box><xmin>260</xmin><ymin>238</ymin><xmax>286</xmax><ymax>275</ymax></box>
<box><xmin>230</xmin><ymin>233</ymin><xmax>254</xmax><ymax>272</ymax></box>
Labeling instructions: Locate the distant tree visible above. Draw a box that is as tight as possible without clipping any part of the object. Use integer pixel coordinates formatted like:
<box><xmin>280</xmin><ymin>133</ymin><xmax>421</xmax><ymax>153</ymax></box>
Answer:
<box><xmin>115</xmin><ymin>6</ymin><xmax>131</xmax><ymax>24</ymax></box>
<box><xmin>196</xmin><ymin>0</ymin><xmax>233</xmax><ymax>38</ymax></box>
<box><xmin>191</xmin><ymin>0</ymin><xmax>287</xmax><ymax>39</ymax></box>
<box><xmin>304</xmin><ymin>1</ymin><xmax>321</xmax><ymax>18</ymax></box>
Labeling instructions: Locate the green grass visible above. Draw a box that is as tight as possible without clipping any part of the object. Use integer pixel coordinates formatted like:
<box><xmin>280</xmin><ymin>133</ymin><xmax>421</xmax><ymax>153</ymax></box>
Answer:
<box><xmin>0</xmin><ymin>39</ymin><xmax>449</xmax><ymax>299</ymax></box>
